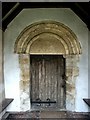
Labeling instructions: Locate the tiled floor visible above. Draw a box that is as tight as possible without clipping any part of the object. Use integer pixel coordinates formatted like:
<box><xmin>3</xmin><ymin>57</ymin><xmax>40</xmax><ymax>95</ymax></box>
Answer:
<box><xmin>3</xmin><ymin>111</ymin><xmax>90</xmax><ymax>120</ymax></box>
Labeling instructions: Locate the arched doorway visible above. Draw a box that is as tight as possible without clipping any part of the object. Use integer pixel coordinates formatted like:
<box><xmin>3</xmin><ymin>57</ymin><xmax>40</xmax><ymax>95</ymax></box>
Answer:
<box><xmin>14</xmin><ymin>21</ymin><xmax>81</xmax><ymax>111</ymax></box>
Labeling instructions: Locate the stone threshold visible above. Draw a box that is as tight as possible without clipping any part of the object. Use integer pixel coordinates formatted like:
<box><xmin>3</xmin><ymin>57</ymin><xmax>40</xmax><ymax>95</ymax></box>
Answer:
<box><xmin>4</xmin><ymin>111</ymin><xmax>90</xmax><ymax>119</ymax></box>
<box><xmin>30</xmin><ymin>108</ymin><xmax>67</xmax><ymax>112</ymax></box>
<box><xmin>0</xmin><ymin>98</ymin><xmax>13</xmax><ymax>113</ymax></box>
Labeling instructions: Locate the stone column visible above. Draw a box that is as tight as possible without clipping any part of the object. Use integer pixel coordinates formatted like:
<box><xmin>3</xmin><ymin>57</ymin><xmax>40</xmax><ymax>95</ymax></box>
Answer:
<box><xmin>65</xmin><ymin>55</ymin><xmax>79</xmax><ymax>111</ymax></box>
<box><xmin>19</xmin><ymin>54</ymin><xmax>30</xmax><ymax>111</ymax></box>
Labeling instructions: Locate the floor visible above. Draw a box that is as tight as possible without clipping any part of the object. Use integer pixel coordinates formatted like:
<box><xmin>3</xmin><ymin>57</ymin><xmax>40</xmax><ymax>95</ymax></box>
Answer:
<box><xmin>3</xmin><ymin>111</ymin><xmax>90</xmax><ymax>120</ymax></box>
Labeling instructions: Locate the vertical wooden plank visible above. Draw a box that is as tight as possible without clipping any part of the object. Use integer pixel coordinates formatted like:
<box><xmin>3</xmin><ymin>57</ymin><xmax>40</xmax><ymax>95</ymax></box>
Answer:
<box><xmin>60</xmin><ymin>57</ymin><xmax>64</xmax><ymax>108</ymax></box>
<box><xmin>39</xmin><ymin>56</ymin><xmax>42</xmax><ymax>100</ymax></box>
<box><xmin>50</xmin><ymin>56</ymin><xmax>56</xmax><ymax>107</ymax></box>
<box><xmin>50</xmin><ymin>56</ymin><xmax>53</xmax><ymax>101</ymax></box>
<box><xmin>45</xmin><ymin>56</ymin><xmax>49</xmax><ymax>100</ymax></box>
<box><xmin>31</xmin><ymin>57</ymin><xmax>35</xmax><ymax>101</ymax></box>
<box><xmin>56</xmin><ymin>56</ymin><xmax>58</xmax><ymax>107</ymax></box>
<box><xmin>62</xmin><ymin>57</ymin><xmax>66</xmax><ymax>108</ymax></box>
<box><xmin>42</xmin><ymin>57</ymin><xmax>45</xmax><ymax>101</ymax></box>
<box><xmin>57</xmin><ymin>56</ymin><xmax>62</xmax><ymax>108</ymax></box>
<box><xmin>51</xmin><ymin>56</ymin><xmax>53</xmax><ymax>101</ymax></box>
<box><xmin>35</xmin><ymin>56</ymin><xmax>39</xmax><ymax>100</ymax></box>
<box><xmin>59</xmin><ymin>56</ymin><xmax>66</xmax><ymax>109</ymax></box>
<box><xmin>40</xmin><ymin>57</ymin><xmax>43</xmax><ymax>101</ymax></box>
<box><xmin>33</xmin><ymin>57</ymin><xmax>36</xmax><ymax>101</ymax></box>
<box><xmin>34</xmin><ymin>56</ymin><xmax>37</xmax><ymax>101</ymax></box>
<box><xmin>49</xmin><ymin>56</ymin><xmax>51</xmax><ymax>100</ymax></box>
<box><xmin>34</xmin><ymin>56</ymin><xmax>36</xmax><ymax>100</ymax></box>
<box><xmin>30</xmin><ymin>56</ymin><xmax>32</xmax><ymax>101</ymax></box>
<box><xmin>53</xmin><ymin>56</ymin><xmax>57</xmax><ymax>104</ymax></box>
<box><xmin>44</xmin><ymin>57</ymin><xmax>46</xmax><ymax>102</ymax></box>
<box><xmin>59</xmin><ymin>56</ymin><xmax>62</xmax><ymax>108</ymax></box>
<box><xmin>31</xmin><ymin>56</ymin><xmax>33</xmax><ymax>101</ymax></box>
<box><xmin>52</xmin><ymin>55</ymin><xmax>56</xmax><ymax>102</ymax></box>
<box><xmin>47</xmin><ymin>56</ymin><xmax>50</xmax><ymax>100</ymax></box>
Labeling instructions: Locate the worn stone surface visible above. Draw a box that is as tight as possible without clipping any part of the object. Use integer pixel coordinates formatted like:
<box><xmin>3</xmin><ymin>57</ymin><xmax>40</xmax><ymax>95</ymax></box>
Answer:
<box><xmin>30</xmin><ymin>33</ymin><xmax>66</xmax><ymax>54</ymax></box>
<box><xmin>6</xmin><ymin>111</ymin><xmax>90</xmax><ymax>119</ymax></box>
<box><xmin>19</xmin><ymin>54</ymin><xmax>30</xmax><ymax>81</ymax></box>
<box><xmin>65</xmin><ymin>55</ymin><xmax>79</xmax><ymax>111</ymax></box>
<box><xmin>19</xmin><ymin>54</ymin><xmax>30</xmax><ymax>111</ymax></box>
<box><xmin>14</xmin><ymin>21</ymin><xmax>82</xmax><ymax>55</ymax></box>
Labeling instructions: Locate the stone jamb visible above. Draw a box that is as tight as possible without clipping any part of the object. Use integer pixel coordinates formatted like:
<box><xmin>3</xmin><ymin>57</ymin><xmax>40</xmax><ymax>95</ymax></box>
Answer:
<box><xmin>19</xmin><ymin>53</ymin><xmax>80</xmax><ymax>111</ymax></box>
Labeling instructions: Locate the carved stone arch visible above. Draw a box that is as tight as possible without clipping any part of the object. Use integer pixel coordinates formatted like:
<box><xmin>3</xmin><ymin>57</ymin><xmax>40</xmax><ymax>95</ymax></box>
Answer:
<box><xmin>14</xmin><ymin>21</ymin><xmax>82</xmax><ymax>111</ymax></box>
<box><xmin>14</xmin><ymin>21</ymin><xmax>82</xmax><ymax>55</ymax></box>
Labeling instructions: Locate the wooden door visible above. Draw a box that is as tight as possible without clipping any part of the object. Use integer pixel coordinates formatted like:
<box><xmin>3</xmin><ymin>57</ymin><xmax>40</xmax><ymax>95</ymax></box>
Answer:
<box><xmin>30</xmin><ymin>55</ymin><xmax>66</xmax><ymax>109</ymax></box>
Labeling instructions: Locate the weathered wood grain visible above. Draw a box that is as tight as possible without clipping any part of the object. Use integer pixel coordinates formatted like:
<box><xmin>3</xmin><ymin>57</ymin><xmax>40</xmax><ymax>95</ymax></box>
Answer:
<box><xmin>30</xmin><ymin>55</ymin><xmax>65</xmax><ymax>109</ymax></box>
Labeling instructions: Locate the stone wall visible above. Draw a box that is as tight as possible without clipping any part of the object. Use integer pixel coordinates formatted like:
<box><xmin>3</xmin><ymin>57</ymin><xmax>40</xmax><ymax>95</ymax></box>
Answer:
<box><xmin>65</xmin><ymin>55</ymin><xmax>79</xmax><ymax>111</ymax></box>
<box><xmin>19</xmin><ymin>54</ymin><xmax>30</xmax><ymax>111</ymax></box>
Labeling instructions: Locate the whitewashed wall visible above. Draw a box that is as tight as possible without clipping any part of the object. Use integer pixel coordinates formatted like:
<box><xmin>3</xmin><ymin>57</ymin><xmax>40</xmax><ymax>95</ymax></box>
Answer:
<box><xmin>0</xmin><ymin>29</ymin><xmax>5</xmax><ymax>120</ymax></box>
<box><xmin>0</xmin><ymin>29</ymin><xmax>5</xmax><ymax>105</ymax></box>
<box><xmin>4</xmin><ymin>8</ymin><xmax>89</xmax><ymax>112</ymax></box>
<box><xmin>88</xmin><ymin>31</ymin><xmax>90</xmax><ymax>112</ymax></box>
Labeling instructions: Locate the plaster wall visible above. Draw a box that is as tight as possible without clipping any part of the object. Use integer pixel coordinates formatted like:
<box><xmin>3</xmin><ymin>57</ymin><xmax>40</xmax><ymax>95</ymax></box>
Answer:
<box><xmin>4</xmin><ymin>8</ymin><xmax>88</xmax><ymax>112</ymax></box>
<box><xmin>88</xmin><ymin>31</ymin><xmax>90</xmax><ymax>97</ymax></box>
<box><xmin>0</xmin><ymin>29</ymin><xmax>5</xmax><ymax>116</ymax></box>
<box><xmin>88</xmin><ymin>31</ymin><xmax>90</xmax><ymax>112</ymax></box>
<box><xmin>0</xmin><ymin>29</ymin><xmax>5</xmax><ymax>105</ymax></box>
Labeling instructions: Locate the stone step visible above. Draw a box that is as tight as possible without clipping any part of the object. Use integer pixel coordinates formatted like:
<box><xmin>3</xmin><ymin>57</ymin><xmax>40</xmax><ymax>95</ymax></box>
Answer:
<box><xmin>5</xmin><ymin>111</ymin><xmax>90</xmax><ymax>119</ymax></box>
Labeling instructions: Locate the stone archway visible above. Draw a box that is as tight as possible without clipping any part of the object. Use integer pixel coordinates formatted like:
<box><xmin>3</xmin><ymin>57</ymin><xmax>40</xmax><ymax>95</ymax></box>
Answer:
<box><xmin>14</xmin><ymin>21</ymin><xmax>82</xmax><ymax>111</ymax></box>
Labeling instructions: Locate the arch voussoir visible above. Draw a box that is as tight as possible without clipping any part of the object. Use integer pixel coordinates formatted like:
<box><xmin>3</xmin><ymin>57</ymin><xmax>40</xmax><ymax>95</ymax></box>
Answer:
<box><xmin>14</xmin><ymin>21</ymin><xmax>82</xmax><ymax>55</ymax></box>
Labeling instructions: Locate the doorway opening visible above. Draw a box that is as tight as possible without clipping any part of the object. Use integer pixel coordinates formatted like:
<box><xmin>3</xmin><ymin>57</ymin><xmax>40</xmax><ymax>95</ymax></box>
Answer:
<box><xmin>30</xmin><ymin>55</ymin><xmax>66</xmax><ymax>110</ymax></box>
<box><xmin>15</xmin><ymin>21</ymin><xmax>81</xmax><ymax>111</ymax></box>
